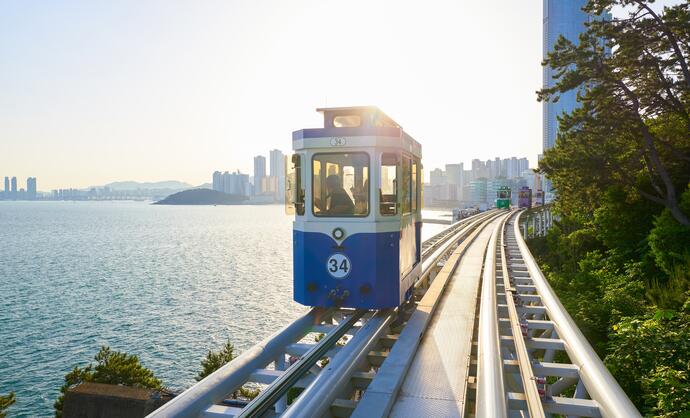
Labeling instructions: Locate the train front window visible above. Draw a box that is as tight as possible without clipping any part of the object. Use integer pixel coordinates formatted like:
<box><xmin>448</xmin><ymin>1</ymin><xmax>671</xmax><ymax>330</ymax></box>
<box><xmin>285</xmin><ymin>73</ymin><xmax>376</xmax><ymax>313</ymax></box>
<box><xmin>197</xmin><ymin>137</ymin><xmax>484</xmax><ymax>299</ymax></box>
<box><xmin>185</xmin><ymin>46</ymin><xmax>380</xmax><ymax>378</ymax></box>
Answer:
<box><xmin>312</xmin><ymin>153</ymin><xmax>369</xmax><ymax>217</ymax></box>
<box><xmin>380</xmin><ymin>153</ymin><xmax>398</xmax><ymax>216</ymax></box>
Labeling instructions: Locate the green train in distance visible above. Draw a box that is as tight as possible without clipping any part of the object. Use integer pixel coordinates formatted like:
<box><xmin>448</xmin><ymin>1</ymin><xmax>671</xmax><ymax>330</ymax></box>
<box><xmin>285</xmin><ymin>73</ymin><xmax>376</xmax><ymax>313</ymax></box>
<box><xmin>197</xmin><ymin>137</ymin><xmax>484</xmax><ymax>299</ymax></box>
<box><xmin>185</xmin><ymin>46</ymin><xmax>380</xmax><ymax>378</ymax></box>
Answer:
<box><xmin>496</xmin><ymin>186</ymin><xmax>511</xmax><ymax>209</ymax></box>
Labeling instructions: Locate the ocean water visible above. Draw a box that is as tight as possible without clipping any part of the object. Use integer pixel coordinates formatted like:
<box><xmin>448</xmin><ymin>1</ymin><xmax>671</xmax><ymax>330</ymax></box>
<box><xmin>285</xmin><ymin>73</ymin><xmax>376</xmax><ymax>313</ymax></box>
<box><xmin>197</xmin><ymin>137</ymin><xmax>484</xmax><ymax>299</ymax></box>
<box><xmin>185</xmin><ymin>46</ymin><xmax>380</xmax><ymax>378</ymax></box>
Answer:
<box><xmin>0</xmin><ymin>201</ymin><xmax>446</xmax><ymax>417</ymax></box>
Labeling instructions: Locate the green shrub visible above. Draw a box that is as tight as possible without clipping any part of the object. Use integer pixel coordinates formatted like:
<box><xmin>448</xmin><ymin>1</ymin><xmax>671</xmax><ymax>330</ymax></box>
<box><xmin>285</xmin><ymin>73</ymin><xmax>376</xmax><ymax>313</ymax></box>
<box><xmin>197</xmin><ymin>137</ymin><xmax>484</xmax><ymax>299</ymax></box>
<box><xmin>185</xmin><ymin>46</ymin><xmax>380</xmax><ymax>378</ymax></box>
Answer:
<box><xmin>197</xmin><ymin>339</ymin><xmax>259</xmax><ymax>400</ymax></box>
<box><xmin>605</xmin><ymin>302</ymin><xmax>690</xmax><ymax>416</ymax></box>
<box><xmin>0</xmin><ymin>392</ymin><xmax>15</xmax><ymax>418</ymax></box>
<box><xmin>54</xmin><ymin>346</ymin><xmax>162</xmax><ymax>417</ymax></box>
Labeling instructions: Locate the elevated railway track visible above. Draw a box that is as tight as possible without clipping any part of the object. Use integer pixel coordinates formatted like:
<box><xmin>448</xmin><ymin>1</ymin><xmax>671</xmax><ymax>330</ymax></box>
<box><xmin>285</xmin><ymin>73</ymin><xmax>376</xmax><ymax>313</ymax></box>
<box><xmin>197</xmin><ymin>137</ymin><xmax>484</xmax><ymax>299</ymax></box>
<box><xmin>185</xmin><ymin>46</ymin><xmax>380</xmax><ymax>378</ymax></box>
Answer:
<box><xmin>148</xmin><ymin>209</ymin><xmax>640</xmax><ymax>418</ymax></box>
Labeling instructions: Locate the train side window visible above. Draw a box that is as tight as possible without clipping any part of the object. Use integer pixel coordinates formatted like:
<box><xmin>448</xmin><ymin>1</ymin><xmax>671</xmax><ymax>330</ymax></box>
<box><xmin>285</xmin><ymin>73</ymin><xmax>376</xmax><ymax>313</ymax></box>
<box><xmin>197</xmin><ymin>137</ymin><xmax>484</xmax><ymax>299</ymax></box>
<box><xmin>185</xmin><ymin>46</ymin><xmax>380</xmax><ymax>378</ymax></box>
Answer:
<box><xmin>401</xmin><ymin>157</ymin><xmax>411</xmax><ymax>214</ymax></box>
<box><xmin>286</xmin><ymin>154</ymin><xmax>304</xmax><ymax>215</ymax></box>
<box><xmin>419</xmin><ymin>163</ymin><xmax>424</xmax><ymax>211</ymax></box>
<box><xmin>411</xmin><ymin>161</ymin><xmax>418</xmax><ymax>213</ymax></box>
<box><xmin>380</xmin><ymin>153</ymin><xmax>398</xmax><ymax>216</ymax></box>
<box><xmin>312</xmin><ymin>153</ymin><xmax>369</xmax><ymax>217</ymax></box>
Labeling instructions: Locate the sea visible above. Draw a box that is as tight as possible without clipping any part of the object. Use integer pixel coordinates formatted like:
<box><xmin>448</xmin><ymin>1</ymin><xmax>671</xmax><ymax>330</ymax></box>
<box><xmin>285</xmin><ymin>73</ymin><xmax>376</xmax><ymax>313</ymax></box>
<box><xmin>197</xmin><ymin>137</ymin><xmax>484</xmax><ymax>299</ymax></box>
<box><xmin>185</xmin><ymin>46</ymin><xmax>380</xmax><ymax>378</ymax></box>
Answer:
<box><xmin>0</xmin><ymin>201</ymin><xmax>448</xmax><ymax>417</ymax></box>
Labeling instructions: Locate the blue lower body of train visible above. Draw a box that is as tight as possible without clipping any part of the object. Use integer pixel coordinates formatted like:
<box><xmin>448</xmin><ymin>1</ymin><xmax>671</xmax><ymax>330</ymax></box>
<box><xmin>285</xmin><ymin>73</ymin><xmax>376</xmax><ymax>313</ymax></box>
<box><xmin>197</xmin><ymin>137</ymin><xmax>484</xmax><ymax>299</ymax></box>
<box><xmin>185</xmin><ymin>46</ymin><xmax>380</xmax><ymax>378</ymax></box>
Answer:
<box><xmin>293</xmin><ymin>226</ymin><xmax>421</xmax><ymax>309</ymax></box>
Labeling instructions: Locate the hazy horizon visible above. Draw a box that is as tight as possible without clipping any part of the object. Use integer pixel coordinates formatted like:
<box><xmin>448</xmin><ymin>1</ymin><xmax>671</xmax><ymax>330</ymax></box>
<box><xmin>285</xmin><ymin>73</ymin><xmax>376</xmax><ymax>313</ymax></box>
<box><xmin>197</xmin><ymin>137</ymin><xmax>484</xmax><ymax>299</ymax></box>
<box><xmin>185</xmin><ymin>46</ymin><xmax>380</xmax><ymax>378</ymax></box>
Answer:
<box><xmin>1</xmin><ymin>1</ymin><xmax>680</xmax><ymax>190</ymax></box>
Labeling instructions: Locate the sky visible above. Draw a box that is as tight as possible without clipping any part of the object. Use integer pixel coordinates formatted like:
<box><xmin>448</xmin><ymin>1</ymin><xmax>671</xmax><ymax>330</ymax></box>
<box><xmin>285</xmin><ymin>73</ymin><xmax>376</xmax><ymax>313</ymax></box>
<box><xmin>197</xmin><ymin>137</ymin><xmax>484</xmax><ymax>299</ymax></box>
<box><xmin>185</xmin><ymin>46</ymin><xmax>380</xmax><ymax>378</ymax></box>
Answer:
<box><xmin>0</xmin><ymin>1</ymin><xmax>680</xmax><ymax>190</ymax></box>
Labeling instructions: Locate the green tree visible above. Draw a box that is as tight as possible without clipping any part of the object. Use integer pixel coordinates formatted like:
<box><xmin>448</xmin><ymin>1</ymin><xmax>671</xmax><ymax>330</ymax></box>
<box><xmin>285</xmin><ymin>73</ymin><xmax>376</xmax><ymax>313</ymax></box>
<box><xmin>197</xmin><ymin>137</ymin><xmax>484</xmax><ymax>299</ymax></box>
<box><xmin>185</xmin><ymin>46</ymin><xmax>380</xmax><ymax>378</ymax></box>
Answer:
<box><xmin>606</xmin><ymin>299</ymin><xmax>690</xmax><ymax>416</ymax></box>
<box><xmin>0</xmin><ymin>392</ymin><xmax>15</xmax><ymax>418</ymax></box>
<box><xmin>54</xmin><ymin>346</ymin><xmax>162</xmax><ymax>417</ymax></box>
<box><xmin>538</xmin><ymin>0</ymin><xmax>690</xmax><ymax>225</ymax></box>
<box><xmin>196</xmin><ymin>340</ymin><xmax>258</xmax><ymax>400</ymax></box>
<box><xmin>196</xmin><ymin>340</ymin><xmax>235</xmax><ymax>381</ymax></box>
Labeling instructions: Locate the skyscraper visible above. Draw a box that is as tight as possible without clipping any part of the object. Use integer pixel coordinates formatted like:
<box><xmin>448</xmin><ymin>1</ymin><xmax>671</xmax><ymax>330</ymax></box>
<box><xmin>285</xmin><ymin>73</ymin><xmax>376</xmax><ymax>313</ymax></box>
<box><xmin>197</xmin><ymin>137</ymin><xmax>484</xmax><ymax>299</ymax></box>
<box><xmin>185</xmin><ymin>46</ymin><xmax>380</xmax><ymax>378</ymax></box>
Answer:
<box><xmin>253</xmin><ymin>155</ymin><xmax>266</xmax><ymax>195</ymax></box>
<box><xmin>4</xmin><ymin>177</ymin><xmax>8</xmax><ymax>197</ymax></box>
<box><xmin>543</xmin><ymin>0</ymin><xmax>602</xmax><ymax>151</ymax></box>
<box><xmin>10</xmin><ymin>176</ymin><xmax>17</xmax><ymax>199</ymax></box>
<box><xmin>269</xmin><ymin>149</ymin><xmax>285</xmax><ymax>201</ymax></box>
<box><xmin>27</xmin><ymin>177</ymin><xmax>37</xmax><ymax>200</ymax></box>
<box><xmin>212</xmin><ymin>171</ymin><xmax>223</xmax><ymax>192</ymax></box>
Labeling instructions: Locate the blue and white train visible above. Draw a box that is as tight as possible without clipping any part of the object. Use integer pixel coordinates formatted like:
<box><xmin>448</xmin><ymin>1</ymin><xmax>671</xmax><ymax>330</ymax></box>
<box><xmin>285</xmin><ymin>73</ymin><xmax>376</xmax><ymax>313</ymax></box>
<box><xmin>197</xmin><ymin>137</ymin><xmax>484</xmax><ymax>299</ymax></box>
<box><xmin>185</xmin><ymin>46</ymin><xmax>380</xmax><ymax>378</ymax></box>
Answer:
<box><xmin>286</xmin><ymin>106</ymin><xmax>423</xmax><ymax>309</ymax></box>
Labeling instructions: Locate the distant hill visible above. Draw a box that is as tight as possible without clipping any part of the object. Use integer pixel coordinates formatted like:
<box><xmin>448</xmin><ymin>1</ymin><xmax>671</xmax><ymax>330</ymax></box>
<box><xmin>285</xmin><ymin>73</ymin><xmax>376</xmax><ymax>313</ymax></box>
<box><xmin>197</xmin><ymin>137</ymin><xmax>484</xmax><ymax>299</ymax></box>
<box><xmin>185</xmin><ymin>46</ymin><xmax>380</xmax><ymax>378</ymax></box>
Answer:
<box><xmin>154</xmin><ymin>188</ymin><xmax>248</xmax><ymax>205</ymax></box>
<box><xmin>103</xmin><ymin>180</ymin><xmax>193</xmax><ymax>191</ymax></box>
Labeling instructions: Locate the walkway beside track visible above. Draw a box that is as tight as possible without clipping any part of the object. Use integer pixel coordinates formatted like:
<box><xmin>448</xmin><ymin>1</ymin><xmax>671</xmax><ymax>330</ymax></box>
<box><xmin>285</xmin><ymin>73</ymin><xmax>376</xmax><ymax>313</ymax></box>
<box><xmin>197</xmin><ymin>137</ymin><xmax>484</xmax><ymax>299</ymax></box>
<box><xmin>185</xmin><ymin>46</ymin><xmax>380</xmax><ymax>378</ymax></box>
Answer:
<box><xmin>388</xmin><ymin>216</ymin><xmax>501</xmax><ymax>417</ymax></box>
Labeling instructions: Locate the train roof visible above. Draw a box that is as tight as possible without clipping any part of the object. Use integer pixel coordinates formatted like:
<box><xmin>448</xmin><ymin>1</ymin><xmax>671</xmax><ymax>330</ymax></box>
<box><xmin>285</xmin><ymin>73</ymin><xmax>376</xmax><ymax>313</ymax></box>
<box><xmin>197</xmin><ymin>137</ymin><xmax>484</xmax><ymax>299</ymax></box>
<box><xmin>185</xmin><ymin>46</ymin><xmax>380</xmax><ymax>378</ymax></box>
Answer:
<box><xmin>292</xmin><ymin>106</ymin><xmax>421</xmax><ymax>157</ymax></box>
<box><xmin>315</xmin><ymin>106</ymin><xmax>401</xmax><ymax>129</ymax></box>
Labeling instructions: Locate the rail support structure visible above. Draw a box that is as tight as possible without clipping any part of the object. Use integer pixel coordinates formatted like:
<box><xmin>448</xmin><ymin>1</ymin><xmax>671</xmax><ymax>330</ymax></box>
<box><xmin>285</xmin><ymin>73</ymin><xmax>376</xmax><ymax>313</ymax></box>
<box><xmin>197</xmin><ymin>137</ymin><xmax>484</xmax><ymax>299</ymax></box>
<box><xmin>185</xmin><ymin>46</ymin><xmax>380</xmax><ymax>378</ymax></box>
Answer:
<box><xmin>513</xmin><ymin>211</ymin><xmax>641</xmax><ymax>418</ymax></box>
<box><xmin>521</xmin><ymin>204</ymin><xmax>554</xmax><ymax>238</ymax></box>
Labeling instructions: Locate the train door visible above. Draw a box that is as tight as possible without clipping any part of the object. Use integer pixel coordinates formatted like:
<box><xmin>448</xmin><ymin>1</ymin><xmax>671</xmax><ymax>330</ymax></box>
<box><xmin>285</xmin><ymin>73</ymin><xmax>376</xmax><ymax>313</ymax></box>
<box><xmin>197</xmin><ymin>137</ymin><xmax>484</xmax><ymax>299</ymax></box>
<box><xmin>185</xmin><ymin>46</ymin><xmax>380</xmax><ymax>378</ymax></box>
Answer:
<box><xmin>399</xmin><ymin>154</ymin><xmax>418</xmax><ymax>277</ymax></box>
<box><xmin>285</xmin><ymin>153</ymin><xmax>305</xmax><ymax>215</ymax></box>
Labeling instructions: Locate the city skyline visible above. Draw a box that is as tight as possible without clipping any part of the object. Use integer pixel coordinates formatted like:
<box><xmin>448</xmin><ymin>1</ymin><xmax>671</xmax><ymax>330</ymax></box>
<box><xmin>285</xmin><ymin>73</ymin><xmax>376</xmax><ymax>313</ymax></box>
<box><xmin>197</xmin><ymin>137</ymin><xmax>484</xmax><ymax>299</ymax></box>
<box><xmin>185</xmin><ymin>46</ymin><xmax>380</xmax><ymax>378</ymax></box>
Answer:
<box><xmin>0</xmin><ymin>1</ymin><xmax>555</xmax><ymax>190</ymax></box>
<box><xmin>1</xmin><ymin>1</ymin><xmax>679</xmax><ymax>190</ymax></box>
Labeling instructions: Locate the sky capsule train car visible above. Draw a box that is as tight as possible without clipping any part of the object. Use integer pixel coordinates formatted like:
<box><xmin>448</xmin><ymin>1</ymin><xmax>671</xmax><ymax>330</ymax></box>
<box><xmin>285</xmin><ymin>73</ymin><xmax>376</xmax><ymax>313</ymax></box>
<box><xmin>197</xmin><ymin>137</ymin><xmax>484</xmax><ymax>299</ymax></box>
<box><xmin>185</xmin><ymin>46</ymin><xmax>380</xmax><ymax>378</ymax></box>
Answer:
<box><xmin>534</xmin><ymin>189</ymin><xmax>545</xmax><ymax>206</ymax></box>
<box><xmin>286</xmin><ymin>106</ymin><xmax>423</xmax><ymax>309</ymax></box>
<box><xmin>496</xmin><ymin>186</ymin><xmax>511</xmax><ymax>209</ymax></box>
<box><xmin>518</xmin><ymin>186</ymin><xmax>532</xmax><ymax>208</ymax></box>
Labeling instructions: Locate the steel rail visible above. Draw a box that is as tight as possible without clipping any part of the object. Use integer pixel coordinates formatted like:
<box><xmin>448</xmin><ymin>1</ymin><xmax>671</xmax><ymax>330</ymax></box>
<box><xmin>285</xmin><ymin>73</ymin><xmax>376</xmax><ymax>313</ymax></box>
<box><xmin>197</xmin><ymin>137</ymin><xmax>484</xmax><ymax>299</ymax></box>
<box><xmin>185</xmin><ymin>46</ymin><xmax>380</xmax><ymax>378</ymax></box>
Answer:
<box><xmin>421</xmin><ymin>210</ymin><xmax>497</xmax><ymax>259</ymax></box>
<box><xmin>352</xmin><ymin>211</ymin><xmax>508</xmax><ymax>418</ymax></box>
<box><xmin>475</xmin><ymin>212</ymin><xmax>510</xmax><ymax>418</ymax></box>
<box><xmin>149</xmin><ymin>210</ymin><xmax>499</xmax><ymax>418</ymax></box>
<box><xmin>236</xmin><ymin>309</ymin><xmax>365</xmax><ymax>418</ymax></box>
<box><xmin>280</xmin><ymin>309</ymin><xmax>396</xmax><ymax>417</ymax></box>
<box><xmin>513</xmin><ymin>211</ymin><xmax>641</xmax><ymax>418</ymax></box>
<box><xmin>498</xmin><ymin>212</ymin><xmax>546</xmax><ymax>417</ymax></box>
<box><xmin>416</xmin><ymin>210</ymin><xmax>499</xmax><ymax>291</ymax></box>
<box><xmin>286</xmin><ymin>212</ymin><xmax>504</xmax><ymax>418</ymax></box>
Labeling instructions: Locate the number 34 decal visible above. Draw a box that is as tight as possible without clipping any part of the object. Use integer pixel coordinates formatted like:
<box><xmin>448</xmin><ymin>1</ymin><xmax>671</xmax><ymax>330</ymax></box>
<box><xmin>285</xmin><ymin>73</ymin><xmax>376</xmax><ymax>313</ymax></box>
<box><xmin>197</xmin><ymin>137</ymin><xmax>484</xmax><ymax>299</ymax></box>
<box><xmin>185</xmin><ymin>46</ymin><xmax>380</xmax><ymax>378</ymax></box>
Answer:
<box><xmin>326</xmin><ymin>253</ymin><xmax>351</xmax><ymax>279</ymax></box>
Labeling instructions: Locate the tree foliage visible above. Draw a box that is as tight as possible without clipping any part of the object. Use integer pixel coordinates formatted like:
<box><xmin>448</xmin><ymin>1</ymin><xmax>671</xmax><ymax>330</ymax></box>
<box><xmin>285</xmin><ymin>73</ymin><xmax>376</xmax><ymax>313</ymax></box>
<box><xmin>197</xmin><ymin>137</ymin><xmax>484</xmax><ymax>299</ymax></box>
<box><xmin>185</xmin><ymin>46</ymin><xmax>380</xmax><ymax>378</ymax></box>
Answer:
<box><xmin>532</xmin><ymin>1</ymin><xmax>690</xmax><ymax>415</ymax></box>
<box><xmin>196</xmin><ymin>340</ymin><xmax>236</xmax><ymax>382</ymax></box>
<box><xmin>196</xmin><ymin>340</ymin><xmax>259</xmax><ymax>400</ymax></box>
<box><xmin>0</xmin><ymin>392</ymin><xmax>15</xmax><ymax>418</ymax></box>
<box><xmin>605</xmin><ymin>301</ymin><xmax>690</xmax><ymax>416</ymax></box>
<box><xmin>538</xmin><ymin>0</ymin><xmax>690</xmax><ymax>225</ymax></box>
<box><xmin>54</xmin><ymin>346</ymin><xmax>162</xmax><ymax>417</ymax></box>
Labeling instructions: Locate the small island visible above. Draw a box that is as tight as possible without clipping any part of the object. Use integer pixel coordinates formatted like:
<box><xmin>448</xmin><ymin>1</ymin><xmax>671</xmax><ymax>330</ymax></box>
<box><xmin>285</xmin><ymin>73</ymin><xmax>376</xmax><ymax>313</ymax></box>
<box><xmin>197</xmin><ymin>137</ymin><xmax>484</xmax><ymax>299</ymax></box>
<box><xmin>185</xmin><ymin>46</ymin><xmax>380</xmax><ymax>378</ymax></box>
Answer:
<box><xmin>154</xmin><ymin>188</ymin><xmax>248</xmax><ymax>205</ymax></box>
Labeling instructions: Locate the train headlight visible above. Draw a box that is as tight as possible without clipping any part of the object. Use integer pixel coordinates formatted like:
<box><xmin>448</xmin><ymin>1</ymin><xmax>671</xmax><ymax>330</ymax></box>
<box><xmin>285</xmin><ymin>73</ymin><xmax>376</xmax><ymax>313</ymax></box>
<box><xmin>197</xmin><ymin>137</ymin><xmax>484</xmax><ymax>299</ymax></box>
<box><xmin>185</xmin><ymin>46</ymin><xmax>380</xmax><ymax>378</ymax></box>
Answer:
<box><xmin>332</xmin><ymin>227</ymin><xmax>345</xmax><ymax>240</ymax></box>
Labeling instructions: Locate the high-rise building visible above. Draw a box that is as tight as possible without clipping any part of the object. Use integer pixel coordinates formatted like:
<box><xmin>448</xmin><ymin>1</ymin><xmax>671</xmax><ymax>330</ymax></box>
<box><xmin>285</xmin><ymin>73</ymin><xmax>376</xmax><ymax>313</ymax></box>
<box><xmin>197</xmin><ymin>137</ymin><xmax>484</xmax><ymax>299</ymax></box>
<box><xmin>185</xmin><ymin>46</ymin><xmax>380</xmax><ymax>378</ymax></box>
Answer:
<box><xmin>26</xmin><ymin>177</ymin><xmax>37</xmax><ymax>199</ymax></box>
<box><xmin>3</xmin><ymin>177</ymin><xmax>8</xmax><ymax>198</ymax></box>
<box><xmin>429</xmin><ymin>168</ymin><xmax>448</xmax><ymax>201</ymax></box>
<box><xmin>269</xmin><ymin>149</ymin><xmax>285</xmax><ymax>201</ymax></box>
<box><xmin>445</xmin><ymin>164</ymin><xmax>464</xmax><ymax>202</ymax></box>
<box><xmin>253</xmin><ymin>155</ymin><xmax>266</xmax><ymax>195</ymax></box>
<box><xmin>221</xmin><ymin>171</ymin><xmax>250</xmax><ymax>197</ymax></box>
<box><xmin>543</xmin><ymin>1</ymin><xmax>609</xmax><ymax>151</ymax></box>
<box><xmin>469</xmin><ymin>179</ymin><xmax>487</xmax><ymax>204</ymax></box>
<box><xmin>10</xmin><ymin>176</ymin><xmax>17</xmax><ymax>199</ymax></box>
<box><xmin>212</xmin><ymin>171</ymin><xmax>223</xmax><ymax>192</ymax></box>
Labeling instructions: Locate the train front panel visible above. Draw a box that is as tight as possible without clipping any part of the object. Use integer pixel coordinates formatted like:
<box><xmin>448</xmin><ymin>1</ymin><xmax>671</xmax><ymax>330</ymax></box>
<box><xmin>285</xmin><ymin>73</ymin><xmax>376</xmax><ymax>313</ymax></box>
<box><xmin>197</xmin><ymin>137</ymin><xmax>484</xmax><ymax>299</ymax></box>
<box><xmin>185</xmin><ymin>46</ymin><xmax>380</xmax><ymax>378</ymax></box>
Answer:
<box><xmin>293</xmin><ymin>225</ymin><xmax>403</xmax><ymax>309</ymax></box>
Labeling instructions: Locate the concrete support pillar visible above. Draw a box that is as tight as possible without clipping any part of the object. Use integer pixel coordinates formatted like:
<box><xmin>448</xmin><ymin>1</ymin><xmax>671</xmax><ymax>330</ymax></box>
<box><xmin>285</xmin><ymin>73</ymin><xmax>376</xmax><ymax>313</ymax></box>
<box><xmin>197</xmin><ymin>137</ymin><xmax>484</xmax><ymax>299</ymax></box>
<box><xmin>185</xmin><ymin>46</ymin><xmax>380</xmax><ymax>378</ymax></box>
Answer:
<box><xmin>531</xmin><ymin>215</ymin><xmax>536</xmax><ymax>239</ymax></box>
<box><xmin>540</xmin><ymin>211</ymin><xmax>545</xmax><ymax>236</ymax></box>
<box><xmin>523</xmin><ymin>221</ymin><xmax>528</xmax><ymax>240</ymax></box>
